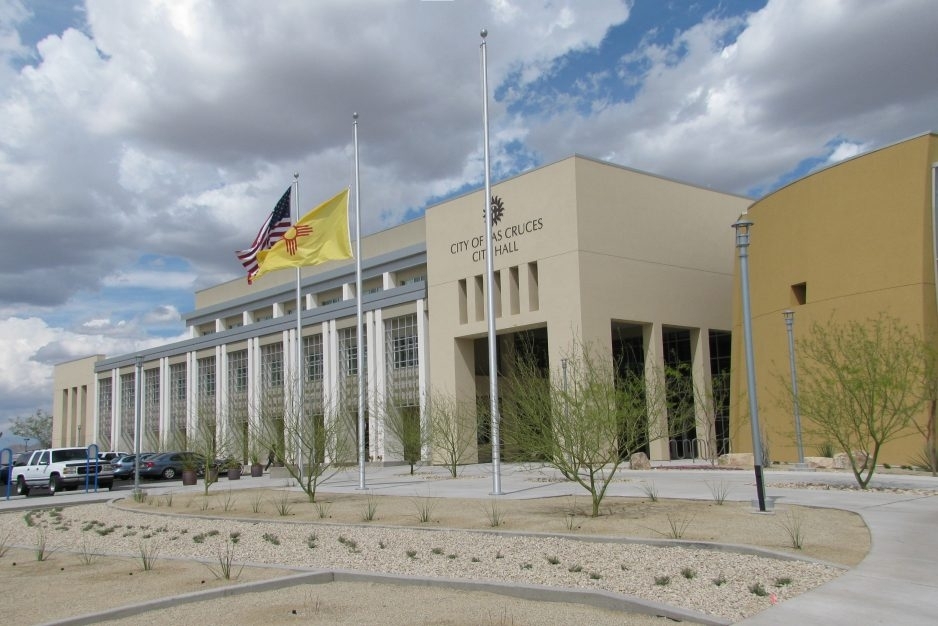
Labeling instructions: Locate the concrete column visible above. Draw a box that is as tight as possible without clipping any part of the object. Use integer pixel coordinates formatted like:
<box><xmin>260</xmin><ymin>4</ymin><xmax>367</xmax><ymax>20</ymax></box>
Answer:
<box><xmin>247</xmin><ymin>337</ymin><xmax>261</xmax><ymax>444</ymax></box>
<box><xmin>417</xmin><ymin>298</ymin><xmax>429</xmax><ymax>459</ymax></box>
<box><xmin>643</xmin><ymin>323</ymin><xmax>669</xmax><ymax>461</ymax></box>
<box><xmin>217</xmin><ymin>345</ymin><xmax>227</xmax><ymax>446</ymax></box>
<box><xmin>367</xmin><ymin>310</ymin><xmax>382</xmax><ymax>461</ymax></box>
<box><xmin>110</xmin><ymin>368</ymin><xmax>122</xmax><ymax>450</ymax></box>
<box><xmin>690</xmin><ymin>328</ymin><xmax>715</xmax><ymax>461</ymax></box>
<box><xmin>187</xmin><ymin>351</ymin><xmax>197</xmax><ymax>436</ymax></box>
<box><xmin>159</xmin><ymin>357</ymin><xmax>170</xmax><ymax>448</ymax></box>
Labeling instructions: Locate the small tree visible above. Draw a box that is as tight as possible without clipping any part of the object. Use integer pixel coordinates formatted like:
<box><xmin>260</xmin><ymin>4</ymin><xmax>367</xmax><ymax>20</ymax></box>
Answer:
<box><xmin>12</xmin><ymin>409</ymin><xmax>53</xmax><ymax>449</ymax></box>
<box><xmin>427</xmin><ymin>392</ymin><xmax>476</xmax><ymax>478</ymax></box>
<box><xmin>501</xmin><ymin>339</ymin><xmax>665</xmax><ymax>517</ymax></box>
<box><xmin>382</xmin><ymin>396</ymin><xmax>427</xmax><ymax>475</ymax></box>
<box><xmin>252</xmin><ymin>378</ymin><xmax>354</xmax><ymax>502</ymax></box>
<box><xmin>188</xmin><ymin>398</ymin><xmax>220</xmax><ymax>495</ymax></box>
<box><xmin>915</xmin><ymin>341</ymin><xmax>938</xmax><ymax>475</ymax></box>
<box><xmin>795</xmin><ymin>315</ymin><xmax>925</xmax><ymax>488</ymax></box>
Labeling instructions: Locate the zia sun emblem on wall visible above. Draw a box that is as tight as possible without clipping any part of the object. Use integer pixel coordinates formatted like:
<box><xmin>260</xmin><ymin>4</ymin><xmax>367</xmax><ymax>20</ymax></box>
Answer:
<box><xmin>483</xmin><ymin>195</ymin><xmax>505</xmax><ymax>225</ymax></box>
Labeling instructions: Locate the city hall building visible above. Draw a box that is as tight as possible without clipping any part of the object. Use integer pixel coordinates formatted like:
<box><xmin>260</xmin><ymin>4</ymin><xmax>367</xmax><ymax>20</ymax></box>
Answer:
<box><xmin>52</xmin><ymin>155</ymin><xmax>750</xmax><ymax>465</ymax></box>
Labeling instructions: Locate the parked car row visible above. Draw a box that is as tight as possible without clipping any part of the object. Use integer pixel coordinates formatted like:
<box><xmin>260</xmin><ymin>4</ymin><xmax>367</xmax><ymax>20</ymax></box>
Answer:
<box><xmin>122</xmin><ymin>451</ymin><xmax>242</xmax><ymax>481</ymax></box>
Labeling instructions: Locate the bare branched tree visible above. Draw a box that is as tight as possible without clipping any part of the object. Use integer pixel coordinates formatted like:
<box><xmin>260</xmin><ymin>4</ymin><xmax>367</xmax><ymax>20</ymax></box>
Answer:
<box><xmin>501</xmin><ymin>339</ymin><xmax>666</xmax><ymax>517</ymax></box>
<box><xmin>381</xmin><ymin>394</ymin><xmax>427</xmax><ymax>475</ymax></box>
<box><xmin>428</xmin><ymin>392</ymin><xmax>476</xmax><ymax>478</ymax></box>
<box><xmin>252</xmin><ymin>376</ymin><xmax>355</xmax><ymax>502</ymax></box>
<box><xmin>795</xmin><ymin>315</ymin><xmax>925</xmax><ymax>488</ymax></box>
<box><xmin>915</xmin><ymin>340</ymin><xmax>938</xmax><ymax>475</ymax></box>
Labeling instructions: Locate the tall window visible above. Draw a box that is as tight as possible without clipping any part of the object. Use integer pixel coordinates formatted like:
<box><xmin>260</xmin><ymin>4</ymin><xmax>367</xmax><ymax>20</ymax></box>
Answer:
<box><xmin>97</xmin><ymin>377</ymin><xmax>113</xmax><ymax>444</ymax></box>
<box><xmin>304</xmin><ymin>334</ymin><xmax>324</xmax><ymax>416</ymax></box>
<box><xmin>338</xmin><ymin>326</ymin><xmax>368</xmax><ymax>422</ymax></box>
<box><xmin>197</xmin><ymin>356</ymin><xmax>216</xmax><ymax>424</ymax></box>
<box><xmin>198</xmin><ymin>356</ymin><xmax>216</xmax><ymax>398</ymax></box>
<box><xmin>261</xmin><ymin>343</ymin><xmax>283</xmax><ymax>388</ymax></box>
<box><xmin>387</xmin><ymin>314</ymin><xmax>418</xmax><ymax>369</ymax></box>
<box><xmin>338</xmin><ymin>326</ymin><xmax>367</xmax><ymax>377</ymax></box>
<box><xmin>228</xmin><ymin>350</ymin><xmax>248</xmax><ymax>394</ymax></box>
<box><xmin>227</xmin><ymin>350</ymin><xmax>249</xmax><ymax>458</ymax></box>
<box><xmin>120</xmin><ymin>373</ymin><xmax>135</xmax><ymax>442</ymax></box>
<box><xmin>144</xmin><ymin>369</ymin><xmax>160</xmax><ymax>434</ymax></box>
<box><xmin>709</xmin><ymin>331</ymin><xmax>732</xmax><ymax>455</ymax></box>
<box><xmin>304</xmin><ymin>334</ymin><xmax>323</xmax><ymax>382</ymax></box>
<box><xmin>386</xmin><ymin>314</ymin><xmax>419</xmax><ymax>407</ymax></box>
<box><xmin>338</xmin><ymin>327</ymin><xmax>357</xmax><ymax>377</ymax></box>
<box><xmin>170</xmin><ymin>363</ymin><xmax>187</xmax><ymax>435</ymax></box>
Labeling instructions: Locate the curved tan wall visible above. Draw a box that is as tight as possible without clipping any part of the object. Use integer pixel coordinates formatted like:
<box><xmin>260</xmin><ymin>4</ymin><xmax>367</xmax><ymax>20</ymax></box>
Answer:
<box><xmin>730</xmin><ymin>133</ymin><xmax>938</xmax><ymax>465</ymax></box>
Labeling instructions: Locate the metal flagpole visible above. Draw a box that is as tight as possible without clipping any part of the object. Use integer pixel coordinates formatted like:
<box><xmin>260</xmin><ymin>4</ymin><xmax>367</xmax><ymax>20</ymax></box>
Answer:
<box><xmin>293</xmin><ymin>173</ymin><xmax>305</xmax><ymax>481</ymax></box>
<box><xmin>480</xmin><ymin>29</ymin><xmax>502</xmax><ymax>495</ymax></box>
<box><xmin>354</xmin><ymin>112</ymin><xmax>366</xmax><ymax>490</ymax></box>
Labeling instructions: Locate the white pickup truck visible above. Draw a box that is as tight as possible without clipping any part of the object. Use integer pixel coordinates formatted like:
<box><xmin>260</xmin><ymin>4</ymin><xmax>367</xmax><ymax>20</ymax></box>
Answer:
<box><xmin>11</xmin><ymin>447</ymin><xmax>114</xmax><ymax>496</ymax></box>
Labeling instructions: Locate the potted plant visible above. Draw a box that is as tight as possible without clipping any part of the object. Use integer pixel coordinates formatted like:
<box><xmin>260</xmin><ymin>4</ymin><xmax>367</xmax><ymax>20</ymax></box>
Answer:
<box><xmin>249</xmin><ymin>448</ymin><xmax>264</xmax><ymax>478</ymax></box>
<box><xmin>223</xmin><ymin>458</ymin><xmax>242</xmax><ymax>480</ymax></box>
<box><xmin>180</xmin><ymin>452</ymin><xmax>200</xmax><ymax>486</ymax></box>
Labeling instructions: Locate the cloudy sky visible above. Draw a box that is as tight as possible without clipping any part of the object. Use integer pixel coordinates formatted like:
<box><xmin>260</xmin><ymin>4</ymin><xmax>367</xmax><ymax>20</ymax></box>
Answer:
<box><xmin>0</xmin><ymin>0</ymin><xmax>935</xmax><ymax>448</ymax></box>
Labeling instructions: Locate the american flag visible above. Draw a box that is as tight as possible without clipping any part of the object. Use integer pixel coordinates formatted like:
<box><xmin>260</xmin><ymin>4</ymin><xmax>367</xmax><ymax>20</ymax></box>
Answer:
<box><xmin>236</xmin><ymin>187</ymin><xmax>292</xmax><ymax>283</ymax></box>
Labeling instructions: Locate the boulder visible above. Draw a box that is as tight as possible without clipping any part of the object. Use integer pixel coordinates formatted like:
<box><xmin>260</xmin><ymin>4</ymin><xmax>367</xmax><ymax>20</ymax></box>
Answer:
<box><xmin>629</xmin><ymin>452</ymin><xmax>651</xmax><ymax>470</ymax></box>
<box><xmin>804</xmin><ymin>456</ymin><xmax>834</xmax><ymax>469</ymax></box>
<box><xmin>718</xmin><ymin>452</ymin><xmax>754</xmax><ymax>468</ymax></box>
<box><xmin>833</xmin><ymin>451</ymin><xmax>868</xmax><ymax>470</ymax></box>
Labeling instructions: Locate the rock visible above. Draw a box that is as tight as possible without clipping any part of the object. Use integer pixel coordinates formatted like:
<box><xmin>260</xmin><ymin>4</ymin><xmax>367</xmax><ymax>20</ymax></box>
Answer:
<box><xmin>805</xmin><ymin>456</ymin><xmax>834</xmax><ymax>469</ymax></box>
<box><xmin>718</xmin><ymin>453</ymin><xmax>754</xmax><ymax>468</ymax></box>
<box><xmin>833</xmin><ymin>451</ymin><xmax>869</xmax><ymax>470</ymax></box>
<box><xmin>629</xmin><ymin>452</ymin><xmax>651</xmax><ymax>470</ymax></box>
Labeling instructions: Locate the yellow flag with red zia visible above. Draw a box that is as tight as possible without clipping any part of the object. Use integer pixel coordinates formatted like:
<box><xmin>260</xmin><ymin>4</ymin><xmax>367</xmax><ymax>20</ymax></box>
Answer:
<box><xmin>253</xmin><ymin>188</ymin><xmax>352</xmax><ymax>281</ymax></box>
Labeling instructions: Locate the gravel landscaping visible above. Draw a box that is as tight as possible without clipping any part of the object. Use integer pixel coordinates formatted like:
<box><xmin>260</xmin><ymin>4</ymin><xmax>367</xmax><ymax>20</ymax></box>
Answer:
<box><xmin>0</xmin><ymin>486</ymin><xmax>860</xmax><ymax>624</ymax></box>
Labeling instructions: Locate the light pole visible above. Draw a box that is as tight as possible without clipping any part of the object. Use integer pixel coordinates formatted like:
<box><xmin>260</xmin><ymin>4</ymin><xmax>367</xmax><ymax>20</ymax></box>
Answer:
<box><xmin>733</xmin><ymin>216</ymin><xmax>767</xmax><ymax>512</ymax></box>
<box><xmin>24</xmin><ymin>438</ymin><xmax>30</xmax><ymax>453</ymax></box>
<box><xmin>133</xmin><ymin>355</ymin><xmax>143</xmax><ymax>497</ymax></box>
<box><xmin>782</xmin><ymin>310</ymin><xmax>808</xmax><ymax>468</ymax></box>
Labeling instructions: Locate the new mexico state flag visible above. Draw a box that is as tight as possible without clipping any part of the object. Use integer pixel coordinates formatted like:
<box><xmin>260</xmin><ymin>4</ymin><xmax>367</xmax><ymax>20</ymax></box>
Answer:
<box><xmin>253</xmin><ymin>188</ymin><xmax>353</xmax><ymax>280</ymax></box>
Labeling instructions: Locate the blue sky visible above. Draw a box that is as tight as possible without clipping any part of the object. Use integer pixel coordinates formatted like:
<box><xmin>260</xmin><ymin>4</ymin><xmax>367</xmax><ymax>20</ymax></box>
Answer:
<box><xmin>0</xmin><ymin>0</ymin><xmax>935</xmax><ymax>449</ymax></box>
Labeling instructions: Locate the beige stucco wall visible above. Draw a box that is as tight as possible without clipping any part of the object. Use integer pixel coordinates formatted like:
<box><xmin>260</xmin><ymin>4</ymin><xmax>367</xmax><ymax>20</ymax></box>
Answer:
<box><xmin>52</xmin><ymin>354</ymin><xmax>104</xmax><ymax>447</ymax></box>
<box><xmin>730</xmin><ymin>133</ymin><xmax>938</xmax><ymax>465</ymax></box>
<box><xmin>572</xmin><ymin>157</ymin><xmax>748</xmax><ymax>348</ymax></box>
<box><xmin>427</xmin><ymin>155</ymin><xmax>750</xmax><ymax>461</ymax></box>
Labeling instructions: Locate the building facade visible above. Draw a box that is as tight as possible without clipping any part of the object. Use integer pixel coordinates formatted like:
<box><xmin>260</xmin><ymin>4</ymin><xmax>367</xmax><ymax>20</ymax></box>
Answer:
<box><xmin>729</xmin><ymin>133</ymin><xmax>938</xmax><ymax>465</ymax></box>
<box><xmin>53</xmin><ymin>155</ymin><xmax>750</xmax><ymax>465</ymax></box>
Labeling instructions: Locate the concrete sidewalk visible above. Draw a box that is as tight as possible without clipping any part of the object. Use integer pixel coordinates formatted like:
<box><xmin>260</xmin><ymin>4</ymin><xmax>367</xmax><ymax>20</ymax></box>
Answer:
<box><xmin>310</xmin><ymin>463</ymin><xmax>938</xmax><ymax>626</ymax></box>
<box><xmin>2</xmin><ymin>463</ymin><xmax>936</xmax><ymax>624</ymax></box>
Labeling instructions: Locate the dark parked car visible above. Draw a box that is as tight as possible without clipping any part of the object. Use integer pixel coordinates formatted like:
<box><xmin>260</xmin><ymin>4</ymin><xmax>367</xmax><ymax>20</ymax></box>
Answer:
<box><xmin>98</xmin><ymin>451</ymin><xmax>130</xmax><ymax>463</ymax></box>
<box><xmin>111</xmin><ymin>453</ymin><xmax>156</xmax><ymax>480</ymax></box>
<box><xmin>0</xmin><ymin>452</ymin><xmax>30</xmax><ymax>485</ymax></box>
<box><xmin>138</xmin><ymin>452</ymin><xmax>206</xmax><ymax>480</ymax></box>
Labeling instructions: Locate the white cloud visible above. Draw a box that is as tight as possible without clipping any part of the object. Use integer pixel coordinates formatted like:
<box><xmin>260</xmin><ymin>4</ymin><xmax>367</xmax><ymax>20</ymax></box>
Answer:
<box><xmin>825</xmin><ymin>140</ymin><xmax>870</xmax><ymax>166</ymax></box>
<box><xmin>523</xmin><ymin>0</ymin><xmax>937</xmax><ymax>194</ymax></box>
<box><xmin>101</xmin><ymin>269</ymin><xmax>197</xmax><ymax>291</ymax></box>
<box><xmin>0</xmin><ymin>0</ymin><xmax>935</xmax><ymax>427</ymax></box>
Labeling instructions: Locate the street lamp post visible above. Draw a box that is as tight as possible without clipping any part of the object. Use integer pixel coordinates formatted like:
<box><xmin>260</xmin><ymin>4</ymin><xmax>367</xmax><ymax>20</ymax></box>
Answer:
<box><xmin>782</xmin><ymin>310</ymin><xmax>808</xmax><ymax>468</ymax></box>
<box><xmin>733</xmin><ymin>217</ymin><xmax>767</xmax><ymax>512</ymax></box>
<box><xmin>133</xmin><ymin>355</ymin><xmax>143</xmax><ymax>497</ymax></box>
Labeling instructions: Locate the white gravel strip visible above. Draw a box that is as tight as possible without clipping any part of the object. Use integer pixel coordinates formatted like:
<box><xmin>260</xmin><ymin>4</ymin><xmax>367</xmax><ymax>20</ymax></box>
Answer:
<box><xmin>1</xmin><ymin>503</ymin><xmax>843</xmax><ymax>622</ymax></box>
